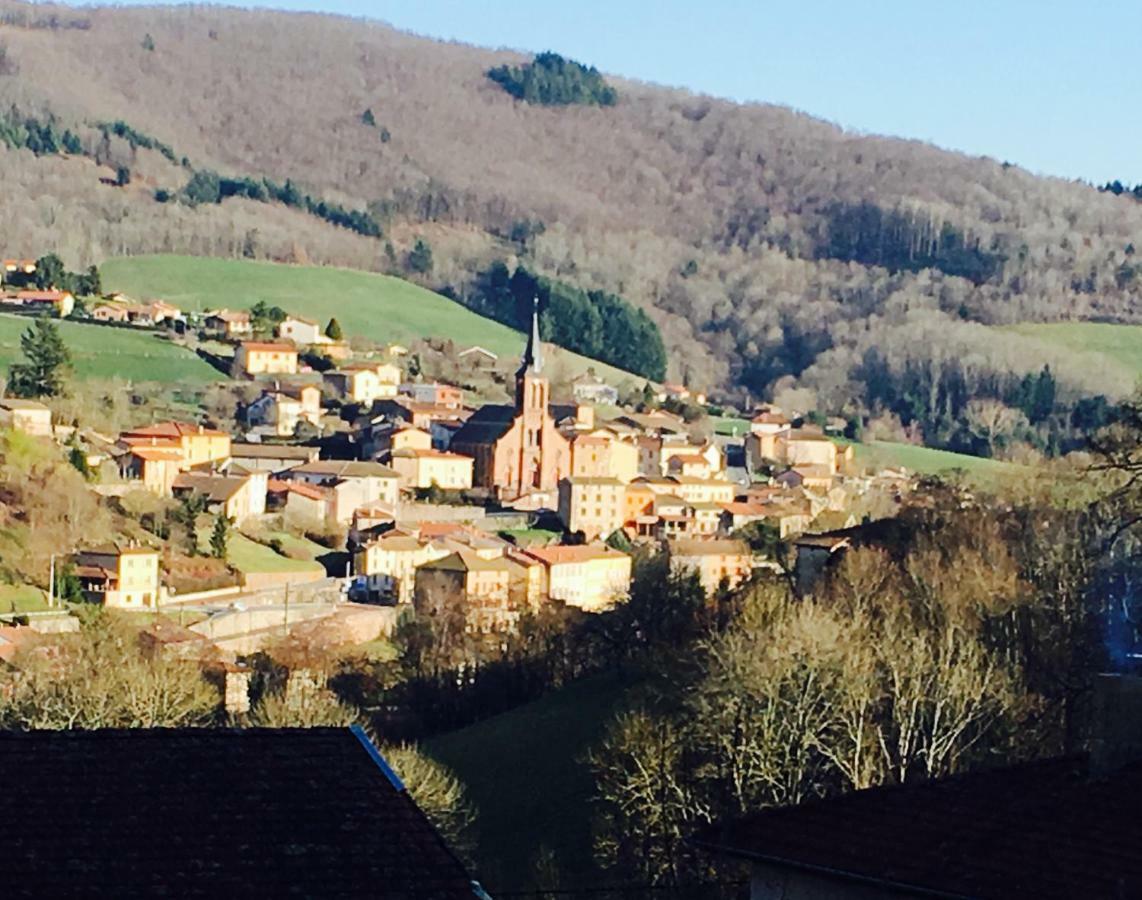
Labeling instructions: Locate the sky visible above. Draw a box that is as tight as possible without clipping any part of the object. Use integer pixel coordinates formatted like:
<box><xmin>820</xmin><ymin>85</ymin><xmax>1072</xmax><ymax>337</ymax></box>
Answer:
<box><xmin>101</xmin><ymin>0</ymin><xmax>1142</xmax><ymax>184</ymax></box>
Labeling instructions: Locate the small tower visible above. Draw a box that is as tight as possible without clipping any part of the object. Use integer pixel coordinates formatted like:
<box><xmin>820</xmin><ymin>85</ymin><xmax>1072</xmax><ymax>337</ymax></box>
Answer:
<box><xmin>514</xmin><ymin>297</ymin><xmax>549</xmax><ymax>493</ymax></box>
<box><xmin>515</xmin><ymin>297</ymin><xmax>547</xmax><ymax>413</ymax></box>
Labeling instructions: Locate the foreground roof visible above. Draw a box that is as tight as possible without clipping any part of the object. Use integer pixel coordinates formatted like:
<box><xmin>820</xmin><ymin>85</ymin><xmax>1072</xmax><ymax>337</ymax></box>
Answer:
<box><xmin>695</xmin><ymin>753</ymin><xmax>1142</xmax><ymax>900</ymax></box>
<box><xmin>0</xmin><ymin>727</ymin><xmax>478</xmax><ymax>898</ymax></box>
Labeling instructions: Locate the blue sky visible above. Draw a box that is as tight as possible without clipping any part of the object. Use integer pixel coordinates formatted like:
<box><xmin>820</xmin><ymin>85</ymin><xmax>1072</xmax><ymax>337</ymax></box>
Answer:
<box><xmin>108</xmin><ymin>1</ymin><xmax>1142</xmax><ymax>183</ymax></box>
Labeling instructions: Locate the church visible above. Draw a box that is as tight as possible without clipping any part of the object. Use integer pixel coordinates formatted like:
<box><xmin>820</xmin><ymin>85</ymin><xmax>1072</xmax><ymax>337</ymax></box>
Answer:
<box><xmin>450</xmin><ymin>301</ymin><xmax>571</xmax><ymax>501</ymax></box>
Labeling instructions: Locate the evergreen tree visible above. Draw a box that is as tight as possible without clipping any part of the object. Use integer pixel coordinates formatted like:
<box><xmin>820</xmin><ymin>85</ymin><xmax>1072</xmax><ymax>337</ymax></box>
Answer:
<box><xmin>209</xmin><ymin>513</ymin><xmax>231</xmax><ymax>560</ymax></box>
<box><xmin>7</xmin><ymin>317</ymin><xmax>71</xmax><ymax>398</ymax></box>
<box><xmin>408</xmin><ymin>239</ymin><xmax>434</xmax><ymax>274</ymax></box>
<box><xmin>325</xmin><ymin>317</ymin><xmax>343</xmax><ymax>341</ymax></box>
<box><xmin>361</xmin><ymin>108</ymin><xmax>376</xmax><ymax>127</ymax></box>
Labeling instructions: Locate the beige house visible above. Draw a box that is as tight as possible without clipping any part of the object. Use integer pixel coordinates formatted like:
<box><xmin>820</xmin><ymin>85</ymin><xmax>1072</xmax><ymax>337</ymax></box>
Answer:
<box><xmin>774</xmin><ymin>429</ymin><xmax>840</xmax><ymax>475</ymax></box>
<box><xmin>570</xmin><ymin>430</ymin><xmax>640</xmax><ymax>483</ymax></box>
<box><xmin>172</xmin><ymin>471</ymin><xmax>268</xmax><ymax>523</ymax></box>
<box><xmin>355</xmin><ymin>531</ymin><xmax>449</xmax><ymax>602</ymax></box>
<box><xmin>119</xmin><ymin>421</ymin><xmax>232</xmax><ymax>495</ymax></box>
<box><xmin>668</xmin><ymin>538</ymin><xmax>754</xmax><ymax>597</ymax></box>
<box><xmin>324</xmin><ymin>365</ymin><xmax>398</xmax><ymax>404</ymax></box>
<box><xmin>558</xmin><ymin>476</ymin><xmax>626</xmax><ymax>541</ymax></box>
<box><xmin>74</xmin><ymin>545</ymin><xmax>162</xmax><ymax>609</ymax></box>
<box><xmin>232</xmin><ymin>342</ymin><xmax>299</xmax><ymax>378</ymax></box>
<box><xmin>203</xmin><ymin>309</ymin><xmax>252</xmax><ymax>337</ymax></box>
<box><xmin>673</xmin><ymin>476</ymin><xmax>735</xmax><ymax>506</ymax></box>
<box><xmin>414</xmin><ymin>551</ymin><xmax>515</xmax><ymax>634</ymax></box>
<box><xmin>245</xmin><ymin>385</ymin><xmax>322</xmax><ymax>436</ymax></box>
<box><xmin>525</xmin><ymin>544</ymin><xmax>632</xmax><ymax>613</ymax></box>
<box><xmin>282</xmin><ymin>460</ymin><xmax>399</xmax><ymax>523</ymax></box>
<box><xmin>391</xmin><ymin>448</ymin><xmax>474</xmax><ymax>491</ymax></box>
<box><xmin>0</xmin><ymin>399</ymin><xmax>52</xmax><ymax>437</ymax></box>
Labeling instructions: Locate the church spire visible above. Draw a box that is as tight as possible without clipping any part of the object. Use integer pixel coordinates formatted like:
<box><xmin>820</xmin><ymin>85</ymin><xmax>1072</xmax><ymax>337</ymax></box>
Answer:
<box><xmin>517</xmin><ymin>296</ymin><xmax>543</xmax><ymax>377</ymax></box>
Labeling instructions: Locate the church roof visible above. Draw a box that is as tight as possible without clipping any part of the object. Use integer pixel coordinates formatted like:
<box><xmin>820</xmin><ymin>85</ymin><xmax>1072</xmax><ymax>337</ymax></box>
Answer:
<box><xmin>449</xmin><ymin>404</ymin><xmax>516</xmax><ymax>447</ymax></box>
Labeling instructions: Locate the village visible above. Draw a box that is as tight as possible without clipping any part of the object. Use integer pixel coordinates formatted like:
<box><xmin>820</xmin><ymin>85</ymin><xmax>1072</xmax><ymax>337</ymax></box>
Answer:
<box><xmin>0</xmin><ymin>255</ymin><xmax>913</xmax><ymax>705</ymax></box>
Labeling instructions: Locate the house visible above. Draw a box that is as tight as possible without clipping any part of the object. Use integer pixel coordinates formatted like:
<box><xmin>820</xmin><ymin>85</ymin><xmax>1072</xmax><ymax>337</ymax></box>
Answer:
<box><xmin>790</xmin><ymin>463</ymin><xmax>835</xmax><ymax>493</ymax></box>
<box><xmin>74</xmin><ymin>544</ymin><xmax>162</xmax><ymax>609</ymax></box>
<box><xmin>558</xmin><ymin>476</ymin><xmax>626</xmax><ymax>541</ymax></box>
<box><xmin>325</xmin><ymin>364</ymin><xmax>398</xmax><ymax>404</ymax></box>
<box><xmin>672</xmin><ymin>476</ymin><xmax>735</xmax><ymax>506</ymax></box>
<box><xmin>719</xmin><ymin>501</ymin><xmax>771</xmax><ymax>534</ymax></box>
<box><xmin>277</xmin><ymin>314</ymin><xmax>324</xmax><ymax>346</ymax></box>
<box><xmin>400</xmin><ymin>381</ymin><xmax>464</xmax><ymax>409</ymax></box>
<box><xmin>2</xmin><ymin>290</ymin><xmax>75</xmax><ymax>317</ymax></box>
<box><xmin>91</xmin><ymin>301</ymin><xmax>131</xmax><ymax>323</ymax></box>
<box><xmin>774</xmin><ymin>428</ymin><xmax>840</xmax><ymax>475</ymax></box>
<box><xmin>172</xmin><ymin>470</ymin><xmax>268</xmax><ymax>523</ymax></box>
<box><xmin>244</xmin><ymin>384</ymin><xmax>322</xmax><ymax>437</ymax></box>
<box><xmin>232</xmin><ymin>341</ymin><xmax>299</xmax><ymax>378</ymax></box>
<box><xmin>525</xmin><ymin>544</ymin><xmax>632</xmax><ymax>612</ymax></box>
<box><xmin>666</xmin><ymin>452</ymin><xmax>714</xmax><ymax>479</ymax></box>
<box><xmin>0</xmin><ymin>398</ymin><xmax>52</xmax><ymax>437</ymax></box>
<box><xmin>281</xmin><ymin>460</ymin><xmax>399</xmax><ymax>523</ymax></box>
<box><xmin>119</xmin><ymin>421</ymin><xmax>231</xmax><ymax>469</ymax></box>
<box><xmin>696</xmin><ymin>676</ymin><xmax>1142</xmax><ymax>900</ymax></box>
<box><xmin>1</xmin><ymin>258</ymin><xmax>36</xmax><ymax>282</ymax></box>
<box><xmin>570</xmin><ymin>430</ymin><xmax>640</xmax><ymax>483</ymax></box>
<box><xmin>391</xmin><ymin>448</ymin><xmax>474</xmax><ymax>492</ymax></box>
<box><xmin>414</xmin><ymin>550</ymin><xmax>515</xmax><ymax>634</ymax></box>
<box><xmin>668</xmin><ymin>538</ymin><xmax>753</xmax><ymax>597</ymax></box>
<box><xmin>0</xmin><ymin>728</ymin><xmax>482</xmax><ymax>898</ymax></box>
<box><xmin>228</xmin><ymin>442</ymin><xmax>318</xmax><ymax>473</ymax></box>
<box><xmin>450</xmin><ymin>303</ymin><xmax>570</xmax><ymax>500</ymax></box>
<box><xmin>657</xmin><ymin>382</ymin><xmax>707</xmax><ymax>405</ymax></box>
<box><xmin>355</xmin><ymin>530</ymin><xmax>449</xmax><ymax>602</ymax></box>
<box><xmin>457</xmin><ymin>345</ymin><xmax>498</xmax><ymax>365</ymax></box>
<box><xmin>203</xmin><ymin>309</ymin><xmax>252</xmax><ymax>337</ymax></box>
<box><xmin>121</xmin><ymin>445</ymin><xmax>184</xmax><ymax>494</ymax></box>
<box><xmin>572</xmin><ymin>373</ymin><xmax>619</xmax><ymax>405</ymax></box>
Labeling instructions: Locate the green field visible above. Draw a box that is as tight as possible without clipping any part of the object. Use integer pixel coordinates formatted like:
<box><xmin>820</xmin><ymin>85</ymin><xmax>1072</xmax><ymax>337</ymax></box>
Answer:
<box><xmin>712</xmin><ymin>415</ymin><xmax>751</xmax><ymax>437</ymax></box>
<box><xmin>426</xmin><ymin>672</ymin><xmax>643</xmax><ymax>892</ymax></box>
<box><xmin>101</xmin><ymin>255</ymin><xmax>647</xmax><ymax>388</ymax></box>
<box><xmin>226</xmin><ymin>533</ymin><xmax>324</xmax><ymax>575</ymax></box>
<box><xmin>0</xmin><ymin>583</ymin><xmax>49</xmax><ymax>613</ymax></box>
<box><xmin>0</xmin><ymin>313</ymin><xmax>219</xmax><ymax>384</ymax></box>
<box><xmin>849</xmin><ymin>440</ymin><xmax>1025</xmax><ymax>480</ymax></box>
<box><xmin>1003</xmin><ymin>322</ymin><xmax>1142</xmax><ymax>386</ymax></box>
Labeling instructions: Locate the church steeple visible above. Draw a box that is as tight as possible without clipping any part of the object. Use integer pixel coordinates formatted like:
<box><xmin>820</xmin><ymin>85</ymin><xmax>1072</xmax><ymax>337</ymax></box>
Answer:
<box><xmin>517</xmin><ymin>296</ymin><xmax>543</xmax><ymax>378</ymax></box>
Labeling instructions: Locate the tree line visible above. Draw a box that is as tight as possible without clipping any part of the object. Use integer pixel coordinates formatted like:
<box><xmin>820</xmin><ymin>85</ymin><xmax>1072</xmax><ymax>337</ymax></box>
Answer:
<box><xmin>821</xmin><ymin>201</ymin><xmax>1006</xmax><ymax>284</ymax></box>
<box><xmin>174</xmin><ymin>170</ymin><xmax>382</xmax><ymax>238</ymax></box>
<box><xmin>468</xmin><ymin>262</ymin><xmax>667</xmax><ymax>381</ymax></box>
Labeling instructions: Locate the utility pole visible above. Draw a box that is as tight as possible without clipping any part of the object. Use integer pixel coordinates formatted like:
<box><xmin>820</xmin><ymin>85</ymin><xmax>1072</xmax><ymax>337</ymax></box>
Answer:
<box><xmin>47</xmin><ymin>554</ymin><xmax>55</xmax><ymax>609</ymax></box>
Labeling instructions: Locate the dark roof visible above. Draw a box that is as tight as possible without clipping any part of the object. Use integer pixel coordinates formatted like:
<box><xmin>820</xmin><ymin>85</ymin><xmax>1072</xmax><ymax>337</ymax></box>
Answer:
<box><xmin>0</xmin><ymin>727</ymin><xmax>478</xmax><ymax>898</ymax></box>
<box><xmin>450</xmin><ymin>404</ymin><xmax>516</xmax><ymax>447</ymax></box>
<box><xmin>230</xmin><ymin>442</ymin><xmax>318</xmax><ymax>461</ymax></box>
<box><xmin>695</xmin><ymin>753</ymin><xmax>1142</xmax><ymax>900</ymax></box>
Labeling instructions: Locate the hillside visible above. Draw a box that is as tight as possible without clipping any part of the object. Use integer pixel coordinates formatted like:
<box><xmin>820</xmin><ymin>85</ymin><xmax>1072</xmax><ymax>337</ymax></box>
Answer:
<box><xmin>0</xmin><ymin>311</ymin><xmax>217</xmax><ymax>383</ymax></box>
<box><xmin>1</xmin><ymin>2</ymin><xmax>1141</xmax><ymax>445</ymax></box>
<box><xmin>101</xmin><ymin>255</ymin><xmax>647</xmax><ymax>389</ymax></box>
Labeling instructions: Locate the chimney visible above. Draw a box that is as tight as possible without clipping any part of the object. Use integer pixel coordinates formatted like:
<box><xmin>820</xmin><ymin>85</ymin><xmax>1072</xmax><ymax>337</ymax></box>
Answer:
<box><xmin>1090</xmin><ymin>674</ymin><xmax>1142</xmax><ymax>775</ymax></box>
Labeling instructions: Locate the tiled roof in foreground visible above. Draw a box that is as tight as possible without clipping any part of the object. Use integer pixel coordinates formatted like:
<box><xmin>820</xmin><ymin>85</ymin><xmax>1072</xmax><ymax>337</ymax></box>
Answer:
<box><xmin>0</xmin><ymin>726</ymin><xmax>479</xmax><ymax>898</ymax></box>
<box><xmin>695</xmin><ymin>753</ymin><xmax>1142</xmax><ymax>900</ymax></box>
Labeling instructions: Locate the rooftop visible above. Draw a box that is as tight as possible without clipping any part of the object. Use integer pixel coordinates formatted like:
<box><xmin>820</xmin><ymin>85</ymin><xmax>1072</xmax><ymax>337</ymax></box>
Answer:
<box><xmin>122</xmin><ymin>421</ymin><xmax>228</xmax><ymax>440</ymax></box>
<box><xmin>230</xmin><ymin>442</ymin><xmax>317</xmax><ymax>461</ymax></box>
<box><xmin>293</xmin><ymin>459</ymin><xmax>397</xmax><ymax>479</ymax></box>
<box><xmin>240</xmin><ymin>341</ymin><xmax>297</xmax><ymax>353</ymax></box>
<box><xmin>695</xmin><ymin>753</ymin><xmax>1142</xmax><ymax>900</ymax></box>
<box><xmin>0</xmin><ymin>727</ymin><xmax>478</xmax><ymax>897</ymax></box>
<box><xmin>525</xmin><ymin>544</ymin><xmax>627</xmax><ymax>565</ymax></box>
<box><xmin>669</xmin><ymin>538</ymin><xmax>751</xmax><ymax>557</ymax></box>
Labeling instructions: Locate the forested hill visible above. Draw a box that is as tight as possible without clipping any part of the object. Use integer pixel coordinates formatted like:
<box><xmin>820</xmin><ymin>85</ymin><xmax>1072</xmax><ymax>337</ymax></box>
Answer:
<box><xmin>1</xmin><ymin>2</ymin><xmax>1140</xmax><ymax>447</ymax></box>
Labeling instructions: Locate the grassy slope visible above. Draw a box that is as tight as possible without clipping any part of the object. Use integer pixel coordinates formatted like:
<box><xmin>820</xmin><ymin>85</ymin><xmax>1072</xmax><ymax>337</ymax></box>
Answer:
<box><xmin>1003</xmin><ymin>322</ymin><xmax>1142</xmax><ymax>387</ymax></box>
<box><xmin>0</xmin><ymin>313</ymin><xmax>219</xmax><ymax>383</ymax></box>
<box><xmin>426</xmin><ymin>672</ymin><xmax>642</xmax><ymax>891</ymax></box>
<box><xmin>0</xmin><ymin>584</ymin><xmax>50</xmax><ymax>613</ymax></box>
<box><xmin>850</xmin><ymin>440</ymin><xmax>1025</xmax><ymax>480</ymax></box>
<box><xmin>101</xmin><ymin>255</ymin><xmax>648</xmax><ymax>388</ymax></box>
